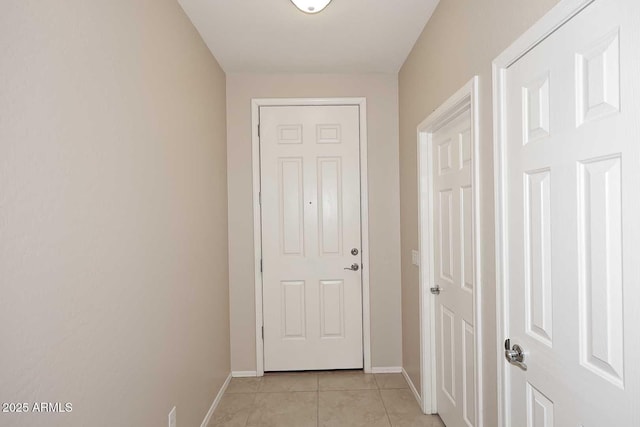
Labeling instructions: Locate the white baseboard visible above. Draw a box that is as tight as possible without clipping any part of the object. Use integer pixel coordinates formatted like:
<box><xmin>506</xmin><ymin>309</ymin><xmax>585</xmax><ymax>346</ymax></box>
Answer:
<box><xmin>402</xmin><ymin>368</ymin><xmax>423</xmax><ymax>411</ymax></box>
<box><xmin>371</xmin><ymin>366</ymin><xmax>403</xmax><ymax>374</ymax></box>
<box><xmin>232</xmin><ymin>371</ymin><xmax>258</xmax><ymax>377</ymax></box>
<box><xmin>200</xmin><ymin>373</ymin><xmax>232</xmax><ymax>427</ymax></box>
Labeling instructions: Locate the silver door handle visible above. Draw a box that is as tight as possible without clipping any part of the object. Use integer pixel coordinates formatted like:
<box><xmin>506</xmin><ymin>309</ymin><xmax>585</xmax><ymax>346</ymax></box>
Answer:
<box><xmin>344</xmin><ymin>263</ymin><xmax>360</xmax><ymax>271</ymax></box>
<box><xmin>430</xmin><ymin>286</ymin><xmax>441</xmax><ymax>295</ymax></box>
<box><xmin>504</xmin><ymin>339</ymin><xmax>527</xmax><ymax>371</ymax></box>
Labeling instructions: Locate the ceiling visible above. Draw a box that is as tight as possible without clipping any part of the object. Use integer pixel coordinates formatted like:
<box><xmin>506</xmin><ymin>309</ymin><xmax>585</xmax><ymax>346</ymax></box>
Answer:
<box><xmin>177</xmin><ymin>0</ymin><xmax>440</xmax><ymax>73</ymax></box>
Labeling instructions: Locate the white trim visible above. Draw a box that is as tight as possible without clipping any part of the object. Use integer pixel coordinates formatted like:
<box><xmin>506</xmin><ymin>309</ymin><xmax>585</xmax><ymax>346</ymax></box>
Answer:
<box><xmin>359</xmin><ymin>99</ymin><xmax>372</xmax><ymax>375</ymax></box>
<box><xmin>251</xmin><ymin>101</ymin><xmax>264</xmax><ymax>377</ymax></box>
<box><xmin>232</xmin><ymin>371</ymin><xmax>258</xmax><ymax>378</ymax></box>
<box><xmin>416</xmin><ymin>77</ymin><xmax>482</xmax><ymax>422</ymax></box>
<box><xmin>492</xmin><ymin>1</ymin><xmax>594</xmax><ymax>426</ymax></box>
<box><xmin>371</xmin><ymin>366</ymin><xmax>403</xmax><ymax>374</ymax></box>
<box><xmin>251</xmin><ymin>97</ymin><xmax>371</xmax><ymax>376</ymax></box>
<box><xmin>402</xmin><ymin>368</ymin><xmax>423</xmax><ymax>408</ymax></box>
<box><xmin>200</xmin><ymin>373</ymin><xmax>232</xmax><ymax>427</ymax></box>
<box><xmin>494</xmin><ymin>0</ymin><xmax>595</xmax><ymax>69</ymax></box>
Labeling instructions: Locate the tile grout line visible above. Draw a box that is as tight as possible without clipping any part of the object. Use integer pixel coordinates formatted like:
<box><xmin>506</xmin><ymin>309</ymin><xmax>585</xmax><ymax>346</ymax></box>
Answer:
<box><xmin>243</xmin><ymin>392</ymin><xmax>257</xmax><ymax>427</ymax></box>
<box><xmin>248</xmin><ymin>377</ymin><xmax>261</xmax><ymax>427</ymax></box>
<box><xmin>377</xmin><ymin>387</ymin><xmax>394</xmax><ymax>427</ymax></box>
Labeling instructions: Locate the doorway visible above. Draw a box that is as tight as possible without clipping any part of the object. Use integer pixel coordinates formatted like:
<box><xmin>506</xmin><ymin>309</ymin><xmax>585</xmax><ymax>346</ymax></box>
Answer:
<box><xmin>251</xmin><ymin>98</ymin><xmax>372</xmax><ymax>375</ymax></box>
<box><xmin>417</xmin><ymin>77</ymin><xmax>483</xmax><ymax>426</ymax></box>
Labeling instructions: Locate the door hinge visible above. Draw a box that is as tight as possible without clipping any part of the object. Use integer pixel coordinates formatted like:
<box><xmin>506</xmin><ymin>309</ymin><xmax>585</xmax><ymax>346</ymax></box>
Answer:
<box><xmin>259</xmin><ymin>191</ymin><xmax>261</xmax><ymax>205</ymax></box>
<box><xmin>258</xmin><ymin>124</ymin><xmax>260</xmax><ymax>137</ymax></box>
<box><xmin>261</xmin><ymin>326</ymin><xmax>264</xmax><ymax>340</ymax></box>
<box><xmin>260</xmin><ymin>259</ymin><xmax>263</xmax><ymax>273</ymax></box>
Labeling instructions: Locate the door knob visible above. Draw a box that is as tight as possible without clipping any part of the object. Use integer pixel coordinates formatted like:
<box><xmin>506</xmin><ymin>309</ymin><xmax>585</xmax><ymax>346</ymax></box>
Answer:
<box><xmin>430</xmin><ymin>286</ymin><xmax>441</xmax><ymax>295</ymax></box>
<box><xmin>504</xmin><ymin>339</ymin><xmax>527</xmax><ymax>371</ymax></box>
<box><xmin>344</xmin><ymin>263</ymin><xmax>360</xmax><ymax>271</ymax></box>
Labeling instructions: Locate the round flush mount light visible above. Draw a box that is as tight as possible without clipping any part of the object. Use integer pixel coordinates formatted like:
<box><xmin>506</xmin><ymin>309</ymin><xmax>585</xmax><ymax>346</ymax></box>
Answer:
<box><xmin>290</xmin><ymin>0</ymin><xmax>333</xmax><ymax>14</ymax></box>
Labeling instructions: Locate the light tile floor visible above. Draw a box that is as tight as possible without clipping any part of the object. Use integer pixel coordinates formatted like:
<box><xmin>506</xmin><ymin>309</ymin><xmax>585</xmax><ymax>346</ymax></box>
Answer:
<box><xmin>209</xmin><ymin>370</ymin><xmax>446</xmax><ymax>427</ymax></box>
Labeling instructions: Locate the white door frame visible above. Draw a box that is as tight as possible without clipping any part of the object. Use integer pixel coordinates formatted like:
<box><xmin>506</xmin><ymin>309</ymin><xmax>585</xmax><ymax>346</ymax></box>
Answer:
<box><xmin>492</xmin><ymin>0</ymin><xmax>595</xmax><ymax>425</ymax></box>
<box><xmin>417</xmin><ymin>77</ymin><xmax>482</xmax><ymax>424</ymax></box>
<box><xmin>251</xmin><ymin>97</ymin><xmax>371</xmax><ymax>376</ymax></box>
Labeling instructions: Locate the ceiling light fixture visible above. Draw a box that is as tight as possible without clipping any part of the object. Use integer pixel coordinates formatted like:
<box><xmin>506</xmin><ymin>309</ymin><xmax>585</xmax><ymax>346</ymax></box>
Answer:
<box><xmin>290</xmin><ymin>0</ymin><xmax>332</xmax><ymax>14</ymax></box>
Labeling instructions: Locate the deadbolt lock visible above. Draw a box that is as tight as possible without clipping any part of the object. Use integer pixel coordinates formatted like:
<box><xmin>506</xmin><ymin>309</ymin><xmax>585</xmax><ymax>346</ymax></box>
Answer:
<box><xmin>351</xmin><ymin>248</ymin><xmax>359</xmax><ymax>256</ymax></box>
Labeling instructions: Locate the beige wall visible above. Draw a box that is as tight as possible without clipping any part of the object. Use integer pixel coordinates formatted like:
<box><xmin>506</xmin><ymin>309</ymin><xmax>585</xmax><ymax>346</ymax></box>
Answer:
<box><xmin>399</xmin><ymin>0</ymin><xmax>560</xmax><ymax>424</ymax></box>
<box><xmin>0</xmin><ymin>1</ymin><xmax>229</xmax><ymax>426</ymax></box>
<box><xmin>227</xmin><ymin>73</ymin><xmax>402</xmax><ymax>372</ymax></box>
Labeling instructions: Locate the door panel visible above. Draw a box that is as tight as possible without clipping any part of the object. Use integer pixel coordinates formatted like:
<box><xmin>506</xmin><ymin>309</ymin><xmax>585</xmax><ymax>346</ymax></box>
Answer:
<box><xmin>441</xmin><ymin>304</ymin><xmax>456</xmax><ymax>404</ymax></box>
<box><xmin>439</xmin><ymin>189</ymin><xmax>454</xmax><ymax>283</ymax></box>
<box><xmin>526</xmin><ymin>383</ymin><xmax>554</xmax><ymax>427</ymax></box>
<box><xmin>434</xmin><ymin>111</ymin><xmax>475</xmax><ymax>427</ymax></box>
<box><xmin>318</xmin><ymin>157</ymin><xmax>342</xmax><ymax>255</ymax></box>
<box><xmin>577</xmin><ymin>156</ymin><xmax>624</xmax><ymax>386</ymax></box>
<box><xmin>524</xmin><ymin>169</ymin><xmax>552</xmax><ymax>347</ymax></box>
<box><xmin>260</xmin><ymin>105</ymin><xmax>363</xmax><ymax>371</ymax></box>
<box><xmin>279</xmin><ymin>158</ymin><xmax>304</xmax><ymax>255</ymax></box>
<box><xmin>282</xmin><ymin>281</ymin><xmax>306</xmax><ymax>339</ymax></box>
<box><xmin>462</xmin><ymin>321</ymin><xmax>476</xmax><ymax>426</ymax></box>
<box><xmin>319</xmin><ymin>279</ymin><xmax>344</xmax><ymax>338</ymax></box>
<box><xmin>461</xmin><ymin>185</ymin><xmax>474</xmax><ymax>293</ymax></box>
<box><xmin>502</xmin><ymin>1</ymin><xmax>640</xmax><ymax>425</ymax></box>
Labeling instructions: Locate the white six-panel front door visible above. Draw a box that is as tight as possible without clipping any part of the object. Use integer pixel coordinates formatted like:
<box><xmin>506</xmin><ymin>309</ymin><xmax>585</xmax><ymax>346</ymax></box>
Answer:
<box><xmin>260</xmin><ymin>105</ymin><xmax>363</xmax><ymax>371</ymax></box>
<box><xmin>502</xmin><ymin>0</ymin><xmax>640</xmax><ymax>425</ymax></box>
<box><xmin>433</xmin><ymin>111</ymin><xmax>476</xmax><ymax>427</ymax></box>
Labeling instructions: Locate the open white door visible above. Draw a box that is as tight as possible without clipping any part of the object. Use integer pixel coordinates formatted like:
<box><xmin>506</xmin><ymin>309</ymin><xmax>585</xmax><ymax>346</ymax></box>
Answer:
<box><xmin>418</xmin><ymin>78</ymin><xmax>482</xmax><ymax>425</ymax></box>
<box><xmin>432</xmin><ymin>111</ymin><xmax>476</xmax><ymax>427</ymax></box>
<box><xmin>495</xmin><ymin>0</ymin><xmax>640</xmax><ymax>425</ymax></box>
<box><xmin>259</xmin><ymin>105</ymin><xmax>364</xmax><ymax>372</ymax></box>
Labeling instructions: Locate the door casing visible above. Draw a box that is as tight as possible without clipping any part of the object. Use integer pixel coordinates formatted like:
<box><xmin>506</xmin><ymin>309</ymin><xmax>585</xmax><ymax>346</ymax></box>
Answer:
<box><xmin>251</xmin><ymin>97</ymin><xmax>371</xmax><ymax>376</ymax></box>
<box><xmin>417</xmin><ymin>77</ymin><xmax>482</xmax><ymax>424</ymax></box>
<box><xmin>492</xmin><ymin>0</ymin><xmax>595</xmax><ymax>425</ymax></box>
